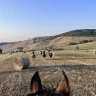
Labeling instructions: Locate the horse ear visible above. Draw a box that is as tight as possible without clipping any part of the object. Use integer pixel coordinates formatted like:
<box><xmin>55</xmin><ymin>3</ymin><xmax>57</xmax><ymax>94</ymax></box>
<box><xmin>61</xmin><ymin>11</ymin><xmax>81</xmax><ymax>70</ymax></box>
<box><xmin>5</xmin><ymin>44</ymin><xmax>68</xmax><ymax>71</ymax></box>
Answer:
<box><xmin>30</xmin><ymin>71</ymin><xmax>42</xmax><ymax>93</ymax></box>
<box><xmin>56</xmin><ymin>70</ymin><xmax>70</xmax><ymax>96</ymax></box>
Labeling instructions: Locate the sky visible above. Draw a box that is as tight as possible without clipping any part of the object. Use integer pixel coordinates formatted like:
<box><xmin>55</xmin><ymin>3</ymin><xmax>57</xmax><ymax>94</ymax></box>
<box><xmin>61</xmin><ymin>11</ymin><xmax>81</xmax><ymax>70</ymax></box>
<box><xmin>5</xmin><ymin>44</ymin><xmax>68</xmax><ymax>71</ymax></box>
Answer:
<box><xmin>0</xmin><ymin>0</ymin><xmax>96</xmax><ymax>42</ymax></box>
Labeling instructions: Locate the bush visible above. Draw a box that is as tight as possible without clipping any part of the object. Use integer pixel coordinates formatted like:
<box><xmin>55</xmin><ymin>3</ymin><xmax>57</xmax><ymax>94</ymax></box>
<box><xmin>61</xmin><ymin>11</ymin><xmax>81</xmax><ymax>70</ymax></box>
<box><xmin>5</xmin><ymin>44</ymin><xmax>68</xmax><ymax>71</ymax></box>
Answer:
<box><xmin>68</xmin><ymin>42</ymin><xmax>78</xmax><ymax>46</ymax></box>
<box><xmin>76</xmin><ymin>46</ymin><xmax>79</xmax><ymax>50</ymax></box>
<box><xmin>79</xmin><ymin>39</ymin><xmax>94</xmax><ymax>44</ymax></box>
<box><xmin>54</xmin><ymin>48</ymin><xmax>64</xmax><ymax>51</ymax></box>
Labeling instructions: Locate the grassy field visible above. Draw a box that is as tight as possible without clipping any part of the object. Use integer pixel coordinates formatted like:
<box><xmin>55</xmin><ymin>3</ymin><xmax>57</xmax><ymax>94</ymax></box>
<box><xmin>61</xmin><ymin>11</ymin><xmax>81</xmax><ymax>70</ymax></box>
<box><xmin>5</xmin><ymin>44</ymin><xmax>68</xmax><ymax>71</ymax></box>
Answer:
<box><xmin>0</xmin><ymin>50</ymin><xmax>96</xmax><ymax>96</ymax></box>
<box><xmin>1</xmin><ymin>36</ymin><xmax>96</xmax><ymax>53</ymax></box>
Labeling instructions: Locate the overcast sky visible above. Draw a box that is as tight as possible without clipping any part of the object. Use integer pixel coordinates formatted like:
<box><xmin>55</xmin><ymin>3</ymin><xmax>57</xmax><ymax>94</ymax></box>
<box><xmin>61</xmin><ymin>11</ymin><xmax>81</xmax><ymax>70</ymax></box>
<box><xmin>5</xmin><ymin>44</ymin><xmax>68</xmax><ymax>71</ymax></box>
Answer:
<box><xmin>0</xmin><ymin>0</ymin><xmax>96</xmax><ymax>42</ymax></box>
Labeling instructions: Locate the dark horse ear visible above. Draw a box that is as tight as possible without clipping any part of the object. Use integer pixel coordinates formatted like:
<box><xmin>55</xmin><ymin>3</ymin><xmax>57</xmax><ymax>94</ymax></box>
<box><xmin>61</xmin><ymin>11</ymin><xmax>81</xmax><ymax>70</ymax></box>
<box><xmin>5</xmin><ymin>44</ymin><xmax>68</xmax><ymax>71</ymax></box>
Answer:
<box><xmin>30</xmin><ymin>71</ymin><xmax>42</xmax><ymax>93</ymax></box>
<box><xmin>56</xmin><ymin>70</ymin><xmax>70</xmax><ymax>96</ymax></box>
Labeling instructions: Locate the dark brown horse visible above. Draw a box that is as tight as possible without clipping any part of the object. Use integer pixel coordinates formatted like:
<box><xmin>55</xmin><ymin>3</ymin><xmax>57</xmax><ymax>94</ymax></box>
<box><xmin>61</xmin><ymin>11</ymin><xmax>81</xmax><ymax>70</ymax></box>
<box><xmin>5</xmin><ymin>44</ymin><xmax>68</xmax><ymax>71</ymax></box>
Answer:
<box><xmin>42</xmin><ymin>50</ymin><xmax>46</xmax><ymax>58</ymax></box>
<box><xmin>48</xmin><ymin>51</ymin><xmax>53</xmax><ymax>58</ymax></box>
<box><xmin>27</xmin><ymin>70</ymin><xmax>70</xmax><ymax>96</ymax></box>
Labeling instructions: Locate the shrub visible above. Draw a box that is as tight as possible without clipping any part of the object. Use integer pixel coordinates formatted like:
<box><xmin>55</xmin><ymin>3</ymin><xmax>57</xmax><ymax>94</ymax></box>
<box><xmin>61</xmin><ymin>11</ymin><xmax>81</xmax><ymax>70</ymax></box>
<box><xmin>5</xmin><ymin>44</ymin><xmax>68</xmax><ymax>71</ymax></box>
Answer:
<box><xmin>68</xmin><ymin>42</ymin><xmax>78</xmax><ymax>46</ymax></box>
<box><xmin>76</xmin><ymin>46</ymin><xmax>79</xmax><ymax>50</ymax></box>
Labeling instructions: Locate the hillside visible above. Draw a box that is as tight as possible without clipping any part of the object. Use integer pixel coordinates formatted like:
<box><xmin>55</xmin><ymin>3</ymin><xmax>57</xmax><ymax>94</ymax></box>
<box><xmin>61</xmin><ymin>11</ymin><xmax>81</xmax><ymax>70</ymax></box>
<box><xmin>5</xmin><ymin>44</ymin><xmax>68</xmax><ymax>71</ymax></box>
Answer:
<box><xmin>1</xmin><ymin>29</ymin><xmax>96</xmax><ymax>53</ymax></box>
<box><xmin>0</xmin><ymin>40</ymin><xmax>33</xmax><ymax>53</ymax></box>
<box><xmin>32</xmin><ymin>29</ymin><xmax>96</xmax><ymax>43</ymax></box>
<box><xmin>1</xmin><ymin>36</ymin><xmax>96</xmax><ymax>53</ymax></box>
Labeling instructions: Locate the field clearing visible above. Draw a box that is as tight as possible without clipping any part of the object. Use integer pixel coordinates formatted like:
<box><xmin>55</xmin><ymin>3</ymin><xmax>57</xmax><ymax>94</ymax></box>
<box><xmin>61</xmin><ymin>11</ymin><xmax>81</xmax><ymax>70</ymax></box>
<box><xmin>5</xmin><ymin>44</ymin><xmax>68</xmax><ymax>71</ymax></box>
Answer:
<box><xmin>0</xmin><ymin>50</ymin><xmax>96</xmax><ymax>96</ymax></box>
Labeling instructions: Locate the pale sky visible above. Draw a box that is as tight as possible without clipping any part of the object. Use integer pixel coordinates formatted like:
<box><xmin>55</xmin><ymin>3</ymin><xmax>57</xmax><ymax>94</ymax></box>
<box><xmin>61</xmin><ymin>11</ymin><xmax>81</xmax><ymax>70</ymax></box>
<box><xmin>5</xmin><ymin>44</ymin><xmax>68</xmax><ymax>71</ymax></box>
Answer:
<box><xmin>0</xmin><ymin>0</ymin><xmax>96</xmax><ymax>42</ymax></box>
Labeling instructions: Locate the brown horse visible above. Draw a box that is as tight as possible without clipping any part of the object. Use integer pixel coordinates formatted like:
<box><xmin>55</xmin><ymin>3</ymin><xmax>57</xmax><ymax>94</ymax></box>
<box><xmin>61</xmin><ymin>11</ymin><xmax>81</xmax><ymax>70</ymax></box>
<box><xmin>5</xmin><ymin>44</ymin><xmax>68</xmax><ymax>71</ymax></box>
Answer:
<box><xmin>42</xmin><ymin>50</ymin><xmax>46</xmax><ymax>58</ymax></box>
<box><xmin>27</xmin><ymin>70</ymin><xmax>70</xmax><ymax>96</ymax></box>
<box><xmin>48</xmin><ymin>51</ymin><xmax>53</xmax><ymax>58</ymax></box>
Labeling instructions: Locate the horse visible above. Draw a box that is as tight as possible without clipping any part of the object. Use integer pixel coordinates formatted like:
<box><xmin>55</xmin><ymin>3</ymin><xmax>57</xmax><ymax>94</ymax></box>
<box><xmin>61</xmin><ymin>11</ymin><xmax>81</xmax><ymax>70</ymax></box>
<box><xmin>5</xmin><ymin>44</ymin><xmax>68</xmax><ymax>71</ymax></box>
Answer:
<box><xmin>27</xmin><ymin>70</ymin><xmax>70</xmax><ymax>96</ymax></box>
<box><xmin>42</xmin><ymin>50</ymin><xmax>46</xmax><ymax>58</ymax></box>
<box><xmin>48</xmin><ymin>51</ymin><xmax>53</xmax><ymax>58</ymax></box>
<box><xmin>40</xmin><ymin>51</ymin><xmax>42</xmax><ymax>55</ymax></box>
<box><xmin>32</xmin><ymin>52</ymin><xmax>36</xmax><ymax>59</ymax></box>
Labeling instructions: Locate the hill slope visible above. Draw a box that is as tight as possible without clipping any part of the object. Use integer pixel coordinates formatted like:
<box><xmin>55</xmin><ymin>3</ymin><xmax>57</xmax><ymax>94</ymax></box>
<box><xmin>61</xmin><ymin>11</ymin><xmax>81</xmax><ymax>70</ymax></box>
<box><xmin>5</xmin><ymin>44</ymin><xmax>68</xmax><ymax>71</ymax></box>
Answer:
<box><xmin>1</xmin><ymin>36</ymin><xmax>96</xmax><ymax>53</ymax></box>
<box><xmin>1</xmin><ymin>29</ymin><xmax>96</xmax><ymax>53</ymax></box>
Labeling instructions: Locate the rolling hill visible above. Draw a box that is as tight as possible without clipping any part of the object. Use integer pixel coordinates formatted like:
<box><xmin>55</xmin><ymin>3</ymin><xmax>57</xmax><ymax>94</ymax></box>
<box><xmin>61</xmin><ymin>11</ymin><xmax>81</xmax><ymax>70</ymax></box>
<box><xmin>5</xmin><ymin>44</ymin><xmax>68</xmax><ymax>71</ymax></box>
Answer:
<box><xmin>1</xmin><ymin>29</ymin><xmax>96</xmax><ymax>53</ymax></box>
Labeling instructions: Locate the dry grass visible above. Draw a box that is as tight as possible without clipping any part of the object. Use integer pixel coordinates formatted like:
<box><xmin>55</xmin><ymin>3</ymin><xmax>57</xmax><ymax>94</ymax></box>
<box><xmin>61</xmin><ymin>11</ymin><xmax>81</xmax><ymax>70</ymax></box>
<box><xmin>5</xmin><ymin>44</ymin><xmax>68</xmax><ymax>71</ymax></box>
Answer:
<box><xmin>1</xmin><ymin>36</ymin><xmax>96</xmax><ymax>53</ymax></box>
<box><xmin>0</xmin><ymin>50</ymin><xmax>96</xmax><ymax>96</ymax></box>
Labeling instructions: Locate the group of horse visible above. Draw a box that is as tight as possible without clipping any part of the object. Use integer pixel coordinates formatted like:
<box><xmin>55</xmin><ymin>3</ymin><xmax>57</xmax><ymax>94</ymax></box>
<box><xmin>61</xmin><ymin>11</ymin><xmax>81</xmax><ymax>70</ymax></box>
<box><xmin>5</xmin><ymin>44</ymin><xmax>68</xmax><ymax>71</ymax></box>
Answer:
<box><xmin>32</xmin><ymin>50</ymin><xmax>54</xmax><ymax>59</ymax></box>
<box><xmin>40</xmin><ymin>50</ymin><xmax>53</xmax><ymax>58</ymax></box>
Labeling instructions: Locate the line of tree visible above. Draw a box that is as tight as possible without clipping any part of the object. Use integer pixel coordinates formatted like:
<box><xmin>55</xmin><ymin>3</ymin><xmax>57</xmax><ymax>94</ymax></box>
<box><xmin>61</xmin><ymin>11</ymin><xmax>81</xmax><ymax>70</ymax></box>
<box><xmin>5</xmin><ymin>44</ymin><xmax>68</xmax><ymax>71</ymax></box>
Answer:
<box><xmin>0</xmin><ymin>42</ymin><xmax>16</xmax><ymax>46</ymax></box>
<box><xmin>68</xmin><ymin>39</ymin><xmax>94</xmax><ymax>46</ymax></box>
<box><xmin>62</xmin><ymin>29</ymin><xmax>96</xmax><ymax>36</ymax></box>
<box><xmin>32</xmin><ymin>35</ymin><xmax>60</xmax><ymax>43</ymax></box>
<box><xmin>32</xmin><ymin>29</ymin><xmax>96</xmax><ymax>43</ymax></box>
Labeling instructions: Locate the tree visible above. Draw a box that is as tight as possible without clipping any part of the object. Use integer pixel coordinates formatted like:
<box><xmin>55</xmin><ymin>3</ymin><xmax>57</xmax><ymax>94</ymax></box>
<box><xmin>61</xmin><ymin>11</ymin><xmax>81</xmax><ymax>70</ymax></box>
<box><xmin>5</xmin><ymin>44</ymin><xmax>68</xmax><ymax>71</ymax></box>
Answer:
<box><xmin>17</xmin><ymin>47</ymin><xmax>23</xmax><ymax>52</ymax></box>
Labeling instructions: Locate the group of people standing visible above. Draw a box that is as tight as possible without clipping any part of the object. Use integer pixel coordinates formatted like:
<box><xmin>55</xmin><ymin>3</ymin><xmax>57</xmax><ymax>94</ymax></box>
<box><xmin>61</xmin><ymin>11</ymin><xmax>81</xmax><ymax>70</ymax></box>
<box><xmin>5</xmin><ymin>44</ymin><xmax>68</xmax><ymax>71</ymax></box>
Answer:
<box><xmin>32</xmin><ymin>50</ymin><xmax>54</xmax><ymax>59</ymax></box>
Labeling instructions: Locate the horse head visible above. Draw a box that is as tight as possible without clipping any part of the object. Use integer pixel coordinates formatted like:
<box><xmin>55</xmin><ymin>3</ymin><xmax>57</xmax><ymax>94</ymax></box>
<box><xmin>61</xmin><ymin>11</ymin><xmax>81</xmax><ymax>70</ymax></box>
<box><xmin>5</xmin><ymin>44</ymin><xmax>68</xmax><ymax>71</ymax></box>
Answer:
<box><xmin>27</xmin><ymin>70</ymin><xmax>70</xmax><ymax>96</ymax></box>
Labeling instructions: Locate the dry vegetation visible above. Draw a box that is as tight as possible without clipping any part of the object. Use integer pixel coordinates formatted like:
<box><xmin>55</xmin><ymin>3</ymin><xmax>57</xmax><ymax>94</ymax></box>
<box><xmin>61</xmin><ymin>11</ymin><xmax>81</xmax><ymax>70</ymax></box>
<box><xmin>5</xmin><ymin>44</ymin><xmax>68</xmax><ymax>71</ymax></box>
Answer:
<box><xmin>0</xmin><ymin>50</ymin><xmax>96</xmax><ymax>96</ymax></box>
<box><xmin>1</xmin><ymin>36</ymin><xmax>96</xmax><ymax>53</ymax></box>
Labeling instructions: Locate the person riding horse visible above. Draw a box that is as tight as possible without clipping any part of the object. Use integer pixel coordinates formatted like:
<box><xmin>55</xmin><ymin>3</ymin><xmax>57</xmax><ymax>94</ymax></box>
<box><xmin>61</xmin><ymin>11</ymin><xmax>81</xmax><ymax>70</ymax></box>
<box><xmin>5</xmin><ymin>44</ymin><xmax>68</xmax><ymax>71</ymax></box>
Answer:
<box><xmin>42</xmin><ymin>50</ymin><xmax>46</xmax><ymax>57</ymax></box>
<box><xmin>32</xmin><ymin>51</ymin><xmax>36</xmax><ymax>59</ymax></box>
